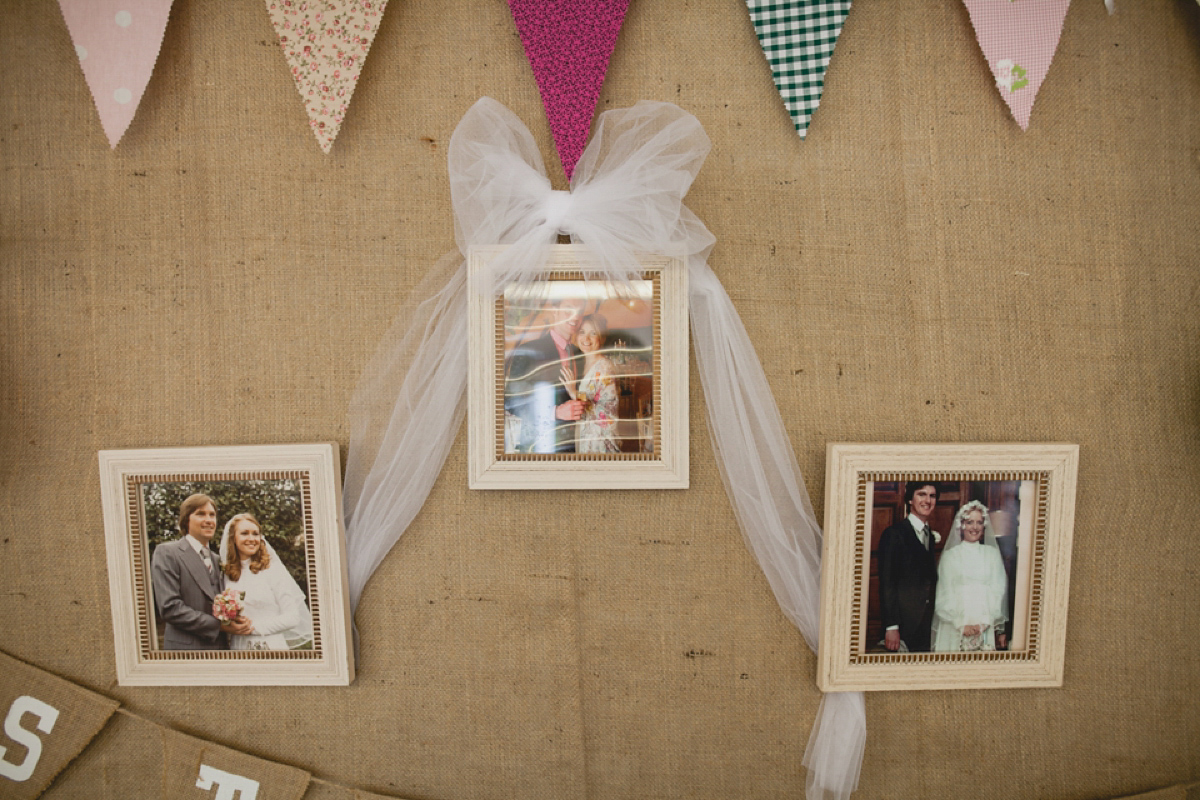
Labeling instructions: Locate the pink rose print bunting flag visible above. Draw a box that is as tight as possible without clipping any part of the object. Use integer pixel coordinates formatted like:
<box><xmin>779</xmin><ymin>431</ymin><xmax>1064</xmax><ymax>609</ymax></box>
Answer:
<box><xmin>267</xmin><ymin>0</ymin><xmax>389</xmax><ymax>153</ymax></box>
<box><xmin>58</xmin><ymin>0</ymin><xmax>175</xmax><ymax>148</ymax></box>
<box><xmin>963</xmin><ymin>0</ymin><xmax>1072</xmax><ymax>131</ymax></box>
<box><xmin>507</xmin><ymin>0</ymin><xmax>630</xmax><ymax>181</ymax></box>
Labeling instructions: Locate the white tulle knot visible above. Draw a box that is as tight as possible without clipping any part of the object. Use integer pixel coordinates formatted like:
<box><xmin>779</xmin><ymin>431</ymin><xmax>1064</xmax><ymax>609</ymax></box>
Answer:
<box><xmin>541</xmin><ymin>190</ymin><xmax>575</xmax><ymax>235</ymax></box>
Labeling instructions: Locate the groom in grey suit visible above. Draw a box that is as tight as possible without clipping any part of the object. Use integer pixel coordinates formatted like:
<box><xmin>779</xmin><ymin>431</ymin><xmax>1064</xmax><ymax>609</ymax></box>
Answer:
<box><xmin>150</xmin><ymin>494</ymin><xmax>252</xmax><ymax>650</ymax></box>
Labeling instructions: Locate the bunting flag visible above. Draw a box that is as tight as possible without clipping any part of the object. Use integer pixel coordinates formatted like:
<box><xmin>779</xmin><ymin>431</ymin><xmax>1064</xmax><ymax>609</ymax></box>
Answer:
<box><xmin>267</xmin><ymin>0</ymin><xmax>390</xmax><ymax>153</ymax></box>
<box><xmin>0</xmin><ymin>651</ymin><xmax>118</xmax><ymax>800</ymax></box>
<box><xmin>963</xmin><ymin>0</ymin><xmax>1071</xmax><ymax>131</ymax></box>
<box><xmin>506</xmin><ymin>0</ymin><xmax>630</xmax><ymax>180</ymax></box>
<box><xmin>746</xmin><ymin>0</ymin><xmax>853</xmax><ymax>139</ymax></box>
<box><xmin>162</xmin><ymin>728</ymin><xmax>311</xmax><ymax>800</ymax></box>
<box><xmin>57</xmin><ymin>0</ymin><xmax>175</xmax><ymax>148</ymax></box>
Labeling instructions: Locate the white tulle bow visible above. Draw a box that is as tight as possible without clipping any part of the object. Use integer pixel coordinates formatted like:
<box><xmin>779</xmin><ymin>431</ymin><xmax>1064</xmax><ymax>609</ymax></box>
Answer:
<box><xmin>343</xmin><ymin>97</ymin><xmax>864</xmax><ymax>800</ymax></box>
<box><xmin>447</xmin><ymin>97</ymin><xmax>714</xmax><ymax>290</ymax></box>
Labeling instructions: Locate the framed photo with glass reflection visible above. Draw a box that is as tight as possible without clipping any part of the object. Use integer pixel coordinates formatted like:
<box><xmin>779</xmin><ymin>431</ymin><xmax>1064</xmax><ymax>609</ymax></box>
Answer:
<box><xmin>818</xmin><ymin>443</ymin><xmax>1078</xmax><ymax>692</ymax></box>
<box><xmin>468</xmin><ymin>245</ymin><xmax>688</xmax><ymax>489</ymax></box>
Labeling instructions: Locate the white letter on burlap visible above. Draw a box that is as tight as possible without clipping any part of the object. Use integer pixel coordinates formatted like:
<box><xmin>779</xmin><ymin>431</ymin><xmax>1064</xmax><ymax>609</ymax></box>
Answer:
<box><xmin>196</xmin><ymin>764</ymin><xmax>260</xmax><ymax>800</ymax></box>
<box><xmin>0</xmin><ymin>696</ymin><xmax>60</xmax><ymax>782</ymax></box>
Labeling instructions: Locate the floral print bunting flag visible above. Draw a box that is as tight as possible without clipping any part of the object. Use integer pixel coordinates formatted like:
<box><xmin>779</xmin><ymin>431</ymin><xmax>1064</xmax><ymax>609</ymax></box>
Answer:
<box><xmin>963</xmin><ymin>0</ymin><xmax>1072</xmax><ymax>131</ymax></box>
<box><xmin>267</xmin><ymin>0</ymin><xmax>389</xmax><ymax>153</ymax></box>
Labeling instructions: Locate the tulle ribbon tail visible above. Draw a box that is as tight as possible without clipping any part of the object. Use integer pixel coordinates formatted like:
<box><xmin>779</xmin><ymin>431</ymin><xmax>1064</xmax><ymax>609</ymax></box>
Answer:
<box><xmin>343</xmin><ymin>255</ymin><xmax>470</xmax><ymax>620</ymax></box>
<box><xmin>689</xmin><ymin>261</ymin><xmax>863</xmax><ymax>799</ymax></box>
<box><xmin>803</xmin><ymin>692</ymin><xmax>866</xmax><ymax>800</ymax></box>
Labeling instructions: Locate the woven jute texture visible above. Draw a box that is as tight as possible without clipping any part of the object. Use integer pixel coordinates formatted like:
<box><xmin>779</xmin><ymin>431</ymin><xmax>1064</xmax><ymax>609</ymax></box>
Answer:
<box><xmin>2</xmin><ymin>0</ymin><xmax>1198</xmax><ymax>798</ymax></box>
<box><xmin>0</xmin><ymin>652</ymin><xmax>118</xmax><ymax>799</ymax></box>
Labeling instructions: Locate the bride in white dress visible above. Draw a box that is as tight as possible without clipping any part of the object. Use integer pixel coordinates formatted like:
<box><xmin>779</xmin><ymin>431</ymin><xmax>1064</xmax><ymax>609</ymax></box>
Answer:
<box><xmin>560</xmin><ymin>313</ymin><xmax>620</xmax><ymax>453</ymax></box>
<box><xmin>218</xmin><ymin>513</ymin><xmax>313</xmax><ymax>651</ymax></box>
<box><xmin>931</xmin><ymin>501</ymin><xmax>1009</xmax><ymax>652</ymax></box>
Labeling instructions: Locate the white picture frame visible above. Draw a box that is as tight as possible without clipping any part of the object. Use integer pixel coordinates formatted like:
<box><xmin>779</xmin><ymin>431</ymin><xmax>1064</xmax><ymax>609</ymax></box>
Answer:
<box><xmin>818</xmin><ymin>443</ymin><xmax>1079</xmax><ymax>692</ymax></box>
<box><xmin>468</xmin><ymin>245</ymin><xmax>689</xmax><ymax>490</ymax></box>
<box><xmin>98</xmin><ymin>443</ymin><xmax>354</xmax><ymax>686</ymax></box>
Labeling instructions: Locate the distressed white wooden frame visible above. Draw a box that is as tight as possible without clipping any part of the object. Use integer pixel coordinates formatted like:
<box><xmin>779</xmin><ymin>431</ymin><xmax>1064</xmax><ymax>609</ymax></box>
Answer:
<box><xmin>818</xmin><ymin>443</ymin><xmax>1079</xmax><ymax>692</ymax></box>
<box><xmin>468</xmin><ymin>245</ymin><xmax>688</xmax><ymax>490</ymax></box>
<box><xmin>98</xmin><ymin>443</ymin><xmax>354</xmax><ymax>686</ymax></box>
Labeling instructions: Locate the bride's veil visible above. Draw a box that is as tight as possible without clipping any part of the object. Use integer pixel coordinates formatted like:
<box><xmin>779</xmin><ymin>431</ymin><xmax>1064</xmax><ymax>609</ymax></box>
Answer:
<box><xmin>943</xmin><ymin>500</ymin><xmax>1001</xmax><ymax>552</ymax></box>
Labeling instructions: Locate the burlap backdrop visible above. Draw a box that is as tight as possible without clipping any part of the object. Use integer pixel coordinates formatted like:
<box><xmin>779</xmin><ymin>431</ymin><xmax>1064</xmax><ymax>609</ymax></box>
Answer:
<box><xmin>1</xmin><ymin>1</ymin><xmax>1197</xmax><ymax>798</ymax></box>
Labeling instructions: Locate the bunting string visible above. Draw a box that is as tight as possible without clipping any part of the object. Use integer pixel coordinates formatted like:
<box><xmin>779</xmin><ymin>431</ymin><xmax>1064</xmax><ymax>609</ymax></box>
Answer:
<box><xmin>52</xmin><ymin>0</ymin><xmax>1120</xmax><ymax>147</ymax></box>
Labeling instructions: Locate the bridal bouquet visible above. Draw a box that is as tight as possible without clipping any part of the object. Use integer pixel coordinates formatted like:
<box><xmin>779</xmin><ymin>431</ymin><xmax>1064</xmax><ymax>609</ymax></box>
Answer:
<box><xmin>212</xmin><ymin>589</ymin><xmax>246</xmax><ymax>623</ymax></box>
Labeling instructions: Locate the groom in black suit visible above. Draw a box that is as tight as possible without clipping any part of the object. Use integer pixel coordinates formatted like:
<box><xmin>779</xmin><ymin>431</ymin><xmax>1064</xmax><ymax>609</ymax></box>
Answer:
<box><xmin>878</xmin><ymin>482</ymin><xmax>940</xmax><ymax>652</ymax></box>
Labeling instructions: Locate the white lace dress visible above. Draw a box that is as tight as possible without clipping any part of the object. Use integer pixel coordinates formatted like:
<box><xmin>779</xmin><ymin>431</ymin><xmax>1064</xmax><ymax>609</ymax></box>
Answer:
<box><xmin>224</xmin><ymin>559</ymin><xmax>311</xmax><ymax>651</ymax></box>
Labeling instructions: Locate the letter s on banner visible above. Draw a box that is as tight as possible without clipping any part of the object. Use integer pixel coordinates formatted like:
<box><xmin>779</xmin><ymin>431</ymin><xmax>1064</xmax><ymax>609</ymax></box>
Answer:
<box><xmin>196</xmin><ymin>764</ymin><xmax>260</xmax><ymax>800</ymax></box>
<box><xmin>0</xmin><ymin>695</ymin><xmax>60</xmax><ymax>782</ymax></box>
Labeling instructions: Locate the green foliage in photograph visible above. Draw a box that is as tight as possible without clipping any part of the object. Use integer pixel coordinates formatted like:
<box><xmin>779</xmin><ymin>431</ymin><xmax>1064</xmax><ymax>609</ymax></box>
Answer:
<box><xmin>142</xmin><ymin>479</ymin><xmax>309</xmax><ymax>597</ymax></box>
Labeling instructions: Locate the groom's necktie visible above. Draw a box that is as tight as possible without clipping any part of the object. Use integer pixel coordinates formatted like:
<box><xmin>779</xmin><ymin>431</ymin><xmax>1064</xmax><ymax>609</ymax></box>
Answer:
<box><xmin>200</xmin><ymin>549</ymin><xmax>213</xmax><ymax>574</ymax></box>
<box><xmin>922</xmin><ymin>525</ymin><xmax>932</xmax><ymax>550</ymax></box>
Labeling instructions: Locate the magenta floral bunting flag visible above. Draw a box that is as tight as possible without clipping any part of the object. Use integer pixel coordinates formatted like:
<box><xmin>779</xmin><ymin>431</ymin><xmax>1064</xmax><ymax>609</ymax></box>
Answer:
<box><xmin>267</xmin><ymin>0</ymin><xmax>389</xmax><ymax>153</ymax></box>
<box><xmin>57</xmin><ymin>0</ymin><xmax>174</xmax><ymax>148</ymax></box>
<box><xmin>963</xmin><ymin>0</ymin><xmax>1072</xmax><ymax>131</ymax></box>
<box><xmin>506</xmin><ymin>0</ymin><xmax>630</xmax><ymax>180</ymax></box>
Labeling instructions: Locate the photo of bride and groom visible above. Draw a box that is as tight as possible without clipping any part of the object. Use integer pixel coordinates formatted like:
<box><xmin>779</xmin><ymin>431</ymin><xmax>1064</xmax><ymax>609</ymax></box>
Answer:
<box><xmin>866</xmin><ymin>479</ymin><xmax>1032</xmax><ymax>655</ymax></box>
<box><xmin>146</xmin><ymin>482</ymin><xmax>315</xmax><ymax>653</ymax></box>
<box><xmin>501</xmin><ymin>281</ymin><xmax>655</xmax><ymax>456</ymax></box>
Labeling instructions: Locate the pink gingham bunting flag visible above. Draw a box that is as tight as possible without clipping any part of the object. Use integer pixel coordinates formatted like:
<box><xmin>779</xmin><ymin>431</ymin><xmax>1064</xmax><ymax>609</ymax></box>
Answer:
<box><xmin>963</xmin><ymin>0</ymin><xmax>1072</xmax><ymax>131</ymax></box>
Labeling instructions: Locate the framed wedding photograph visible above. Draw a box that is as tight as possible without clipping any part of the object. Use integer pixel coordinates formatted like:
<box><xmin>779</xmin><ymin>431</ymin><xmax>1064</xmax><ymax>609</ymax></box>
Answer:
<box><xmin>467</xmin><ymin>245</ymin><xmax>688</xmax><ymax>490</ymax></box>
<box><xmin>817</xmin><ymin>443</ymin><xmax>1079</xmax><ymax>692</ymax></box>
<box><xmin>97</xmin><ymin>443</ymin><xmax>354</xmax><ymax>686</ymax></box>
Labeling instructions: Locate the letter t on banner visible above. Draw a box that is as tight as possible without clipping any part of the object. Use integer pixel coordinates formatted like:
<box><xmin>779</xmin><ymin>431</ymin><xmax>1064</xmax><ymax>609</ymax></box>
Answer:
<box><xmin>963</xmin><ymin>0</ymin><xmax>1072</xmax><ymax>131</ymax></box>
<box><xmin>506</xmin><ymin>0</ymin><xmax>630</xmax><ymax>181</ymax></box>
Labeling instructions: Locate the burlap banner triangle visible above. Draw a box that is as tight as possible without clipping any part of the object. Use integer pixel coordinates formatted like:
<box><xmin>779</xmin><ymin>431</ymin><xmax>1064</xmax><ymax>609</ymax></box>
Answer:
<box><xmin>746</xmin><ymin>0</ymin><xmax>853</xmax><ymax>139</ymax></box>
<box><xmin>301</xmin><ymin>780</ymin><xmax>415</xmax><ymax>799</ymax></box>
<box><xmin>57</xmin><ymin>0</ymin><xmax>175</xmax><ymax>147</ymax></box>
<box><xmin>42</xmin><ymin>711</ymin><xmax>162</xmax><ymax>799</ymax></box>
<box><xmin>0</xmin><ymin>651</ymin><xmax>119</xmax><ymax>800</ymax></box>
<box><xmin>162</xmin><ymin>727</ymin><xmax>310</xmax><ymax>800</ymax></box>
<box><xmin>266</xmin><ymin>0</ymin><xmax>391</xmax><ymax>153</ymax></box>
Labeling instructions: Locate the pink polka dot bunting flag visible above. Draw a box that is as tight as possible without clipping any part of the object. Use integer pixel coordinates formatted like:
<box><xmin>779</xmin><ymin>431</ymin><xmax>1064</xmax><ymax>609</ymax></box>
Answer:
<box><xmin>266</xmin><ymin>0</ymin><xmax>389</xmax><ymax>154</ymax></box>
<box><xmin>962</xmin><ymin>0</ymin><xmax>1072</xmax><ymax>131</ymax></box>
<box><xmin>506</xmin><ymin>0</ymin><xmax>630</xmax><ymax>181</ymax></box>
<box><xmin>57</xmin><ymin>0</ymin><xmax>175</xmax><ymax>148</ymax></box>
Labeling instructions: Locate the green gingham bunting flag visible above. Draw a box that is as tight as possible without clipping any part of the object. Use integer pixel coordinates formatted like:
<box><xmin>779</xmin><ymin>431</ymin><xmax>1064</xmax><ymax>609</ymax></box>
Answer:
<box><xmin>746</xmin><ymin>0</ymin><xmax>853</xmax><ymax>138</ymax></box>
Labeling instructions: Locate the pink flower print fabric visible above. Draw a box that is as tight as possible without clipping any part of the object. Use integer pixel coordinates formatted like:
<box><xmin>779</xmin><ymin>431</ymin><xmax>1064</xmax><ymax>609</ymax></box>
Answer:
<box><xmin>58</xmin><ymin>0</ymin><xmax>175</xmax><ymax>148</ymax></box>
<box><xmin>267</xmin><ymin>0</ymin><xmax>389</xmax><ymax>153</ymax></box>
